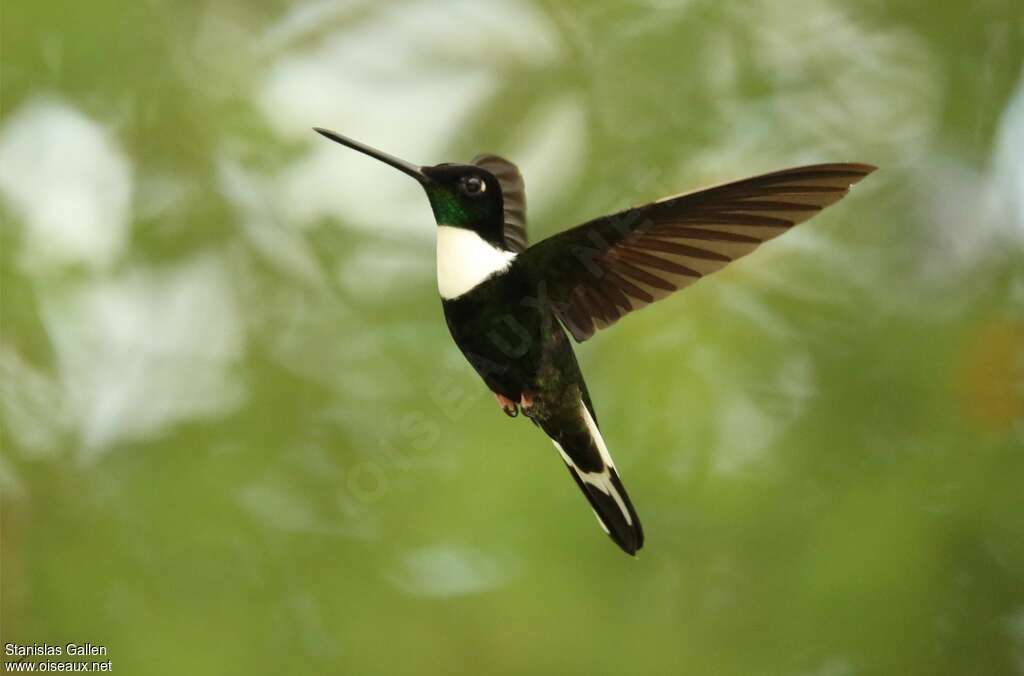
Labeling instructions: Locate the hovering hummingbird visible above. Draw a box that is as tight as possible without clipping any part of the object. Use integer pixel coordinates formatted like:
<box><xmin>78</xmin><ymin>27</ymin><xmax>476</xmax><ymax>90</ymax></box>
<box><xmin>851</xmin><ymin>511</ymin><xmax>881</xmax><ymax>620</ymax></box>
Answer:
<box><xmin>315</xmin><ymin>126</ymin><xmax>875</xmax><ymax>555</ymax></box>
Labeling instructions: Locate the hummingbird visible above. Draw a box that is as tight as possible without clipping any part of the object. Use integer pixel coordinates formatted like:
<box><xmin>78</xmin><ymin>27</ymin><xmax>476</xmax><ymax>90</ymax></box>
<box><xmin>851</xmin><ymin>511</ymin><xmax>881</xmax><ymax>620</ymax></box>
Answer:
<box><xmin>315</xmin><ymin>126</ymin><xmax>875</xmax><ymax>555</ymax></box>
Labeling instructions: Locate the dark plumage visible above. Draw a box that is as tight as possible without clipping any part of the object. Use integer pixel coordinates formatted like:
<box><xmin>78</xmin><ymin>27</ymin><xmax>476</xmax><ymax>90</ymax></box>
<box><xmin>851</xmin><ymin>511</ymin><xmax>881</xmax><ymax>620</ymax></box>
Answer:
<box><xmin>315</xmin><ymin>126</ymin><xmax>875</xmax><ymax>555</ymax></box>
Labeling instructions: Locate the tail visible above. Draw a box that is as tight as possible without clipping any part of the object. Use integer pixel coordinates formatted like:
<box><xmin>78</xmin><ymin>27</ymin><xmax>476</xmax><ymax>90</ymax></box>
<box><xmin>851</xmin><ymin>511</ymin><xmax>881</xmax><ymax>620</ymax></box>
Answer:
<box><xmin>543</xmin><ymin>397</ymin><xmax>644</xmax><ymax>555</ymax></box>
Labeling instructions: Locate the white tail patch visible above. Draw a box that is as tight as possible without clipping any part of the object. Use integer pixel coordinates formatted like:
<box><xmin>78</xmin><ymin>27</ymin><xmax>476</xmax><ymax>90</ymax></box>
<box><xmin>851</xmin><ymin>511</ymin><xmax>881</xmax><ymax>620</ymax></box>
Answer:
<box><xmin>436</xmin><ymin>225</ymin><xmax>516</xmax><ymax>299</ymax></box>
<box><xmin>551</xmin><ymin>401</ymin><xmax>633</xmax><ymax>527</ymax></box>
<box><xmin>579</xmin><ymin>398</ymin><xmax>617</xmax><ymax>472</ymax></box>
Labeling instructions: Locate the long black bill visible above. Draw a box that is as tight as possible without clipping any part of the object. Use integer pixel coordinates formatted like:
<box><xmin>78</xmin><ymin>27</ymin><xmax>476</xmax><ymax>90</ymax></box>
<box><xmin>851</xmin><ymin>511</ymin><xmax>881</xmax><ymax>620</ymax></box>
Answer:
<box><xmin>313</xmin><ymin>127</ymin><xmax>427</xmax><ymax>184</ymax></box>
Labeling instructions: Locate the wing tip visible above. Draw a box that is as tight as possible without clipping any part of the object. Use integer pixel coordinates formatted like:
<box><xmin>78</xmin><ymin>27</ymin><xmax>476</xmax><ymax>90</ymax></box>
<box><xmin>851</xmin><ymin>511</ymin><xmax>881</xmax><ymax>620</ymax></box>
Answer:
<box><xmin>844</xmin><ymin>162</ymin><xmax>878</xmax><ymax>181</ymax></box>
<box><xmin>796</xmin><ymin>161</ymin><xmax>878</xmax><ymax>173</ymax></box>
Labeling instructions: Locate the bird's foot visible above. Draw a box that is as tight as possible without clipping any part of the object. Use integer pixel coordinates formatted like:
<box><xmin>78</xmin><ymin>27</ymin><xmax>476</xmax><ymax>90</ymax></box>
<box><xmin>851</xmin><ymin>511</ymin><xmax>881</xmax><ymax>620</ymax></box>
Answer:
<box><xmin>519</xmin><ymin>392</ymin><xmax>535</xmax><ymax>418</ymax></box>
<box><xmin>494</xmin><ymin>393</ymin><xmax>518</xmax><ymax>418</ymax></box>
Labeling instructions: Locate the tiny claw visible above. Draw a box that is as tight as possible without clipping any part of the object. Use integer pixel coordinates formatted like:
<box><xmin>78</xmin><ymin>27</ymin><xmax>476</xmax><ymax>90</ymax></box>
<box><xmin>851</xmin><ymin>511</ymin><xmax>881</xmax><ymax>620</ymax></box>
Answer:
<box><xmin>519</xmin><ymin>392</ymin><xmax>535</xmax><ymax>418</ymax></box>
<box><xmin>495</xmin><ymin>393</ymin><xmax>519</xmax><ymax>418</ymax></box>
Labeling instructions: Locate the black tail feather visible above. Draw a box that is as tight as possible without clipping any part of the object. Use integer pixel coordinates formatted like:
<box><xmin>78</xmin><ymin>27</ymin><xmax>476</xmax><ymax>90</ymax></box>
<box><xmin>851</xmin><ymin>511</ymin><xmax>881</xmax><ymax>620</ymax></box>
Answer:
<box><xmin>564</xmin><ymin>460</ymin><xmax>644</xmax><ymax>555</ymax></box>
<box><xmin>537</xmin><ymin>394</ymin><xmax>644</xmax><ymax>555</ymax></box>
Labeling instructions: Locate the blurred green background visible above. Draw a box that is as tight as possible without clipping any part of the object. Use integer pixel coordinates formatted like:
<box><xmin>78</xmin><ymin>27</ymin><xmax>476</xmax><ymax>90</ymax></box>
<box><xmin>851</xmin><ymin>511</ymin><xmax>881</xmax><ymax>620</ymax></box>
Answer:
<box><xmin>2</xmin><ymin>1</ymin><xmax>1023</xmax><ymax>674</ymax></box>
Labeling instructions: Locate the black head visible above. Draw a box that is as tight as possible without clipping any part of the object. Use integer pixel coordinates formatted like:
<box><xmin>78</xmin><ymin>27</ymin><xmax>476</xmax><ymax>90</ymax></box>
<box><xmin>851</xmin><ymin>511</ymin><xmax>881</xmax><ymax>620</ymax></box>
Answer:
<box><xmin>420</xmin><ymin>163</ymin><xmax>505</xmax><ymax>246</ymax></box>
<box><xmin>314</xmin><ymin>128</ymin><xmax>506</xmax><ymax>247</ymax></box>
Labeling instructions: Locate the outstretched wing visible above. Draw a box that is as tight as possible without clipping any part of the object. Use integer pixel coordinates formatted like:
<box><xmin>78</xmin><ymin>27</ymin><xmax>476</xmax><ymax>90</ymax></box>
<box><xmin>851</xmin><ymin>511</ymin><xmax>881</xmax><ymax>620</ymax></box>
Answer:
<box><xmin>473</xmin><ymin>154</ymin><xmax>528</xmax><ymax>253</ymax></box>
<box><xmin>519</xmin><ymin>163</ymin><xmax>876</xmax><ymax>341</ymax></box>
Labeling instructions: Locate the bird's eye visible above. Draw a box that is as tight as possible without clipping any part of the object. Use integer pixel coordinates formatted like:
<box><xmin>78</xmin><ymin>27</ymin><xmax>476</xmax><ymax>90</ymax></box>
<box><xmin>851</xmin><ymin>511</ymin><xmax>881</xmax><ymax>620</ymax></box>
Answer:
<box><xmin>460</xmin><ymin>175</ymin><xmax>486</xmax><ymax>196</ymax></box>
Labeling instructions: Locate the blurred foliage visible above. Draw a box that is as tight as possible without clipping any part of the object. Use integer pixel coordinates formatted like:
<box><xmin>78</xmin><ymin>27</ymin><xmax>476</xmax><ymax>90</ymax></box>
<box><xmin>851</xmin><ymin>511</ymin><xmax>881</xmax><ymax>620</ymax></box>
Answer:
<box><xmin>2</xmin><ymin>1</ymin><xmax>1023</xmax><ymax>675</ymax></box>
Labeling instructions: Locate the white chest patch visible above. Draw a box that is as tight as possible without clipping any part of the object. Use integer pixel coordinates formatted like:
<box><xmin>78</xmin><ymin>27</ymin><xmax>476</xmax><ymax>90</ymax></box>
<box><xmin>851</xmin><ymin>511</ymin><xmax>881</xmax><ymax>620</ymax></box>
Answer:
<box><xmin>436</xmin><ymin>225</ymin><xmax>517</xmax><ymax>299</ymax></box>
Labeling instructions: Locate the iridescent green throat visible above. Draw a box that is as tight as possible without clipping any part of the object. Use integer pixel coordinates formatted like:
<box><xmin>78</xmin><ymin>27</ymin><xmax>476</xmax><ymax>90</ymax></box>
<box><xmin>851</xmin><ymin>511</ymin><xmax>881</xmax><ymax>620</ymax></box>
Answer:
<box><xmin>425</xmin><ymin>187</ymin><xmax>470</xmax><ymax>226</ymax></box>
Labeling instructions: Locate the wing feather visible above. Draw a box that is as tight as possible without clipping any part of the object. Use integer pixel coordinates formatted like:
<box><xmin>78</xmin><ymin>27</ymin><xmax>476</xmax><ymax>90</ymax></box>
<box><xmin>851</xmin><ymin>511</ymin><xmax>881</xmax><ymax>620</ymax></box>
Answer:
<box><xmin>473</xmin><ymin>154</ymin><xmax>528</xmax><ymax>253</ymax></box>
<box><xmin>520</xmin><ymin>163</ymin><xmax>876</xmax><ymax>341</ymax></box>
